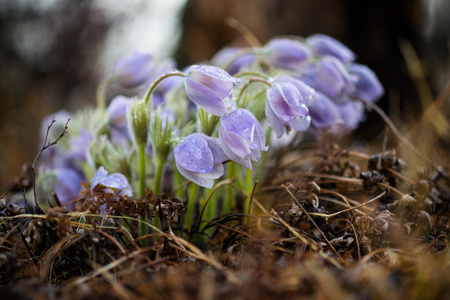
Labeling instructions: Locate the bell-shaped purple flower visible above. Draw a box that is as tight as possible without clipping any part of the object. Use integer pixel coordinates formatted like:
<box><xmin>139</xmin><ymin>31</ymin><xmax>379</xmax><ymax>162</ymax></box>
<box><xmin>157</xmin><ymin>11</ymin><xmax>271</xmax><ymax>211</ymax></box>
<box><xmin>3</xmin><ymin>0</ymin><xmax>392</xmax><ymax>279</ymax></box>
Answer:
<box><xmin>274</xmin><ymin>75</ymin><xmax>316</xmax><ymax>105</ymax></box>
<box><xmin>68</xmin><ymin>129</ymin><xmax>92</xmax><ymax>164</ymax></box>
<box><xmin>106</xmin><ymin>95</ymin><xmax>132</xmax><ymax>143</ymax></box>
<box><xmin>302</xmin><ymin>56</ymin><xmax>358</xmax><ymax>101</ymax></box>
<box><xmin>112</xmin><ymin>52</ymin><xmax>154</xmax><ymax>88</ymax></box>
<box><xmin>308</xmin><ymin>92</ymin><xmax>343</xmax><ymax>130</ymax></box>
<box><xmin>185</xmin><ymin>65</ymin><xmax>241</xmax><ymax>116</ymax></box>
<box><xmin>336</xmin><ymin>100</ymin><xmax>366</xmax><ymax>130</ymax></box>
<box><xmin>211</xmin><ymin>47</ymin><xmax>256</xmax><ymax>75</ymax></box>
<box><xmin>306</xmin><ymin>33</ymin><xmax>355</xmax><ymax>63</ymax></box>
<box><xmin>91</xmin><ymin>166</ymin><xmax>133</xmax><ymax>196</ymax></box>
<box><xmin>264</xmin><ymin>39</ymin><xmax>312</xmax><ymax>71</ymax></box>
<box><xmin>219</xmin><ymin>109</ymin><xmax>268</xmax><ymax>170</ymax></box>
<box><xmin>174</xmin><ymin>133</ymin><xmax>227</xmax><ymax>189</ymax></box>
<box><xmin>266</xmin><ymin>83</ymin><xmax>311</xmax><ymax>138</ymax></box>
<box><xmin>347</xmin><ymin>64</ymin><xmax>384</xmax><ymax>102</ymax></box>
<box><xmin>54</xmin><ymin>168</ymin><xmax>83</xmax><ymax>209</ymax></box>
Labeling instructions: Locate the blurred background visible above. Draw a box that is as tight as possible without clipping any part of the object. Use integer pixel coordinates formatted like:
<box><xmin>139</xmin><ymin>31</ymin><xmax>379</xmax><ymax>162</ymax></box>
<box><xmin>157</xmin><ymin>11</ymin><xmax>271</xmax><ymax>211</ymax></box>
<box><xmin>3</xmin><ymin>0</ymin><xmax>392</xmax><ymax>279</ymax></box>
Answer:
<box><xmin>1</xmin><ymin>0</ymin><xmax>449</xmax><ymax>189</ymax></box>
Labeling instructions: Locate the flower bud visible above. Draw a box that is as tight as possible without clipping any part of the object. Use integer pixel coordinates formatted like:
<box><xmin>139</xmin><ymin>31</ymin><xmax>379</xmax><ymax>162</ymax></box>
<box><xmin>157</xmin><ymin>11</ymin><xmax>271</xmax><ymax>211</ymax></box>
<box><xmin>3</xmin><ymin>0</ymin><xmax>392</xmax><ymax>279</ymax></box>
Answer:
<box><xmin>219</xmin><ymin>108</ymin><xmax>268</xmax><ymax>169</ymax></box>
<box><xmin>127</xmin><ymin>99</ymin><xmax>149</xmax><ymax>146</ymax></box>
<box><xmin>185</xmin><ymin>65</ymin><xmax>241</xmax><ymax>116</ymax></box>
<box><xmin>266</xmin><ymin>83</ymin><xmax>311</xmax><ymax>138</ymax></box>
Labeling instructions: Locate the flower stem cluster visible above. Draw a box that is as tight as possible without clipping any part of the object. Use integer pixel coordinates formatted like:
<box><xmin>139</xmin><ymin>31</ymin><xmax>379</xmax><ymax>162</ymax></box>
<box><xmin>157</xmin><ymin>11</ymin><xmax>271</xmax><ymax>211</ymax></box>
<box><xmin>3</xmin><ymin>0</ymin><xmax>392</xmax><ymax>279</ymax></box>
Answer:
<box><xmin>35</xmin><ymin>33</ymin><xmax>384</xmax><ymax>230</ymax></box>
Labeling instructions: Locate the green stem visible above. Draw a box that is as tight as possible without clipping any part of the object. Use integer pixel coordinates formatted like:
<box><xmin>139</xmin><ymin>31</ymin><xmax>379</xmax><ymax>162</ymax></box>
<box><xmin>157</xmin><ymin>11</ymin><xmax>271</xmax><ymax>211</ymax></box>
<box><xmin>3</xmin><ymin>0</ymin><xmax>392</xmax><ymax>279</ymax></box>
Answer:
<box><xmin>185</xmin><ymin>183</ymin><xmax>198</xmax><ymax>232</ymax></box>
<box><xmin>234</xmin><ymin>71</ymin><xmax>269</xmax><ymax>80</ymax></box>
<box><xmin>96</xmin><ymin>75</ymin><xmax>115</xmax><ymax>113</ymax></box>
<box><xmin>137</xmin><ymin>143</ymin><xmax>147</xmax><ymax>246</ymax></box>
<box><xmin>223</xmin><ymin>162</ymin><xmax>236</xmax><ymax>215</ymax></box>
<box><xmin>138</xmin><ymin>143</ymin><xmax>146</xmax><ymax>196</ymax></box>
<box><xmin>143</xmin><ymin>72</ymin><xmax>186</xmax><ymax>106</ymax></box>
<box><xmin>237</xmin><ymin>78</ymin><xmax>272</xmax><ymax>108</ymax></box>
<box><xmin>154</xmin><ymin>157</ymin><xmax>165</xmax><ymax>195</ymax></box>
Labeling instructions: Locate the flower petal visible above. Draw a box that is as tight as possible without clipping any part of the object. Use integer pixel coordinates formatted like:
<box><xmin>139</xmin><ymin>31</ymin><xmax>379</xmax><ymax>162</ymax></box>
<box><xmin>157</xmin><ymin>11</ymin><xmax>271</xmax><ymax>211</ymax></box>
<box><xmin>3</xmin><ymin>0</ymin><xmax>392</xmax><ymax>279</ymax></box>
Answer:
<box><xmin>173</xmin><ymin>134</ymin><xmax>214</xmax><ymax>173</ymax></box>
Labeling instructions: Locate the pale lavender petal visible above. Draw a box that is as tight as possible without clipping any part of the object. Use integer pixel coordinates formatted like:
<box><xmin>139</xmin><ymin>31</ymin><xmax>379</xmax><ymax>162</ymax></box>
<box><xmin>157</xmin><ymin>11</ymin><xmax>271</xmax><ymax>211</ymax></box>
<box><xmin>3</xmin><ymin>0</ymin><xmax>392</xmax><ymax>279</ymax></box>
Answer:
<box><xmin>289</xmin><ymin>114</ymin><xmax>311</xmax><ymax>132</ymax></box>
<box><xmin>274</xmin><ymin>75</ymin><xmax>316</xmax><ymax>105</ymax></box>
<box><xmin>176</xmin><ymin>161</ymin><xmax>223</xmax><ymax>189</ymax></box>
<box><xmin>306</xmin><ymin>33</ymin><xmax>355</xmax><ymax>63</ymax></box>
<box><xmin>348</xmin><ymin>64</ymin><xmax>384</xmax><ymax>102</ymax></box>
<box><xmin>185</xmin><ymin>78</ymin><xmax>227</xmax><ymax>116</ymax></box>
<box><xmin>265</xmin><ymin>39</ymin><xmax>312</xmax><ymax>70</ymax></box>
<box><xmin>211</xmin><ymin>47</ymin><xmax>256</xmax><ymax>75</ymax></box>
<box><xmin>107</xmin><ymin>96</ymin><xmax>132</xmax><ymax>131</ymax></box>
<box><xmin>55</xmin><ymin>168</ymin><xmax>83</xmax><ymax>207</ymax></box>
<box><xmin>202</xmin><ymin>135</ymin><xmax>228</xmax><ymax>163</ymax></box>
<box><xmin>173</xmin><ymin>134</ymin><xmax>214</xmax><ymax>173</ymax></box>
<box><xmin>113</xmin><ymin>52</ymin><xmax>154</xmax><ymax>88</ymax></box>
<box><xmin>265</xmin><ymin>99</ymin><xmax>287</xmax><ymax>138</ymax></box>
<box><xmin>337</xmin><ymin>100</ymin><xmax>366</xmax><ymax>130</ymax></box>
<box><xmin>219</xmin><ymin>127</ymin><xmax>251</xmax><ymax>158</ymax></box>
<box><xmin>308</xmin><ymin>92</ymin><xmax>343</xmax><ymax>129</ymax></box>
<box><xmin>91</xmin><ymin>166</ymin><xmax>133</xmax><ymax>196</ymax></box>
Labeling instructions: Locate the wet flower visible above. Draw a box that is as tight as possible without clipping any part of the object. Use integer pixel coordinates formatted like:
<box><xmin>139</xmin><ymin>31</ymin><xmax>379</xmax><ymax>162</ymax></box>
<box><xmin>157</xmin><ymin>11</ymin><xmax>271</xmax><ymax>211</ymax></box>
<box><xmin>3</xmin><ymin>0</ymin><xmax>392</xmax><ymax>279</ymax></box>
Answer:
<box><xmin>219</xmin><ymin>108</ymin><xmax>268</xmax><ymax>169</ymax></box>
<box><xmin>91</xmin><ymin>166</ymin><xmax>133</xmax><ymax>196</ymax></box>
<box><xmin>174</xmin><ymin>133</ymin><xmax>227</xmax><ymax>189</ymax></box>
<box><xmin>112</xmin><ymin>52</ymin><xmax>154</xmax><ymax>88</ymax></box>
<box><xmin>54</xmin><ymin>168</ymin><xmax>83</xmax><ymax>208</ymax></box>
<box><xmin>211</xmin><ymin>47</ymin><xmax>256</xmax><ymax>75</ymax></box>
<box><xmin>266</xmin><ymin>83</ymin><xmax>311</xmax><ymax>138</ymax></box>
<box><xmin>306</xmin><ymin>33</ymin><xmax>355</xmax><ymax>63</ymax></box>
<box><xmin>264</xmin><ymin>38</ymin><xmax>312</xmax><ymax>71</ymax></box>
<box><xmin>185</xmin><ymin>65</ymin><xmax>241</xmax><ymax>116</ymax></box>
<box><xmin>347</xmin><ymin>63</ymin><xmax>384</xmax><ymax>102</ymax></box>
<box><xmin>274</xmin><ymin>75</ymin><xmax>316</xmax><ymax>105</ymax></box>
<box><xmin>301</xmin><ymin>56</ymin><xmax>357</xmax><ymax>101</ymax></box>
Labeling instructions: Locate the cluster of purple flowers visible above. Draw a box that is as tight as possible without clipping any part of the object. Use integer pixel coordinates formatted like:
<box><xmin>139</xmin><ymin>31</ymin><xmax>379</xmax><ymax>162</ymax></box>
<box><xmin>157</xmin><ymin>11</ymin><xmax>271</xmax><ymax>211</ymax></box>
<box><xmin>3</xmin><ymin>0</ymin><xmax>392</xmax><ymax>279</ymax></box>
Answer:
<box><xmin>37</xmin><ymin>33</ymin><xmax>384</xmax><ymax>204</ymax></box>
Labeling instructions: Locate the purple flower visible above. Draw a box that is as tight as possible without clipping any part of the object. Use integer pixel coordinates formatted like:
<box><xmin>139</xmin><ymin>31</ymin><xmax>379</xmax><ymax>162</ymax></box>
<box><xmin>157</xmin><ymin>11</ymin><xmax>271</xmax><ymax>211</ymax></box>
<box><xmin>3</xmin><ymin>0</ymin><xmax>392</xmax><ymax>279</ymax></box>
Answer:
<box><xmin>54</xmin><ymin>168</ymin><xmax>83</xmax><ymax>209</ymax></box>
<box><xmin>306</xmin><ymin>34</ymin><xmax>355</xmax><ymax>63</ymax></box>
<box><xmin>174</xmin><ymin>133</ymin><xmax>227</xmax><ymax>189</ymax></box>
<box><xmin>68</xmin><ymin>130</ymin><xmax>92</xmax><ymax>164</ymax></box>
<box><xmin>274</xmin><ymin>75</ymin><xmax>316</xmax><ymax>105</ymax></box>
<box><xmin>347</xmin><ymin>64</ymin><xmax>384</xmax><ymax>102</ymax></box>
<box><xmin>308</xmin><ymin>92</ymin><xmax>343</xmax><ymax>130</ymax></box>
<box><xmin>112</xmin><ymin>52</ymin><xmax>154</xmax><ymax>88</ymax></box>
<box><xmin>185</xmin><ymin>65</ymin><xmax>241</xmax><ymax>116</ymax></box>
<box><xmin>219</xmin><ymin>109</ymin><xmax>268</xmax><ymax>169</ymax></box>
<box><xmin>302</xmin><ymin>56</ymin><xmax>357</xmax><ymax>101</ymax></box>
<box><xmin>211</xmin><ymin>47</ymin><xmax>256</xmax><ymax>75</ymax></box>
<box><xmin>336</xmin><ymin>100</ymin><xmax>366</xmax><ymax>130</ymax></box>
<box><xmin>91</xmin><ymin>166</ymin><xmax>133</xmax><ymax>196</ymax></box>
<box><xmin>38</xmin><ymin>110</ymin><xmax>71</xmax><ymax>170</ymax></box>
<box><xmin>106</xmin><ymin>96</ymin><xmax>132</xmax><ymax>143</ymax></box>
<box><xmin>264</xmin><ymin>39</ymin><xmax>312</xmax><ymax>71</ymax></box>
<box><xmin>265</xmin><ymin>83</ymin><xmax>311</xmax><ymax>138</ymax></box>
